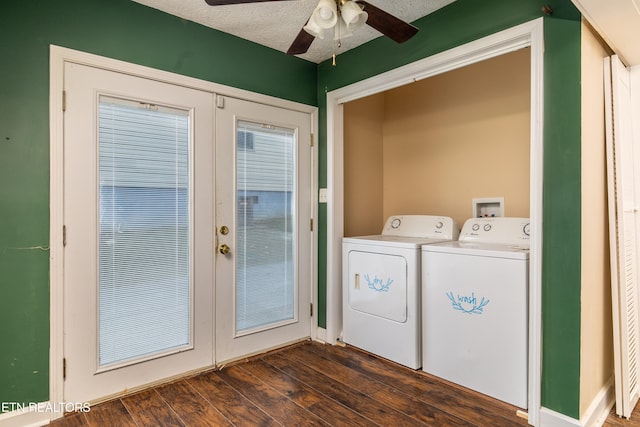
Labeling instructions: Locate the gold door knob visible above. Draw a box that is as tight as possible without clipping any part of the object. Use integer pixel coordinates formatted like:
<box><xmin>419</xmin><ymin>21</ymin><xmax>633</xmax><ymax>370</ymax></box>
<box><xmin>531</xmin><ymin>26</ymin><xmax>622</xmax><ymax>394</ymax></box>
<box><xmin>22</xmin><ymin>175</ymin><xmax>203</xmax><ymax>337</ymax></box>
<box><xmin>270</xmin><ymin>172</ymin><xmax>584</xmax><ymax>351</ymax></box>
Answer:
<box><xmin>218</xmin><ymin>244</ymin><xmax>231</xmax><ymax>255</ymax></box>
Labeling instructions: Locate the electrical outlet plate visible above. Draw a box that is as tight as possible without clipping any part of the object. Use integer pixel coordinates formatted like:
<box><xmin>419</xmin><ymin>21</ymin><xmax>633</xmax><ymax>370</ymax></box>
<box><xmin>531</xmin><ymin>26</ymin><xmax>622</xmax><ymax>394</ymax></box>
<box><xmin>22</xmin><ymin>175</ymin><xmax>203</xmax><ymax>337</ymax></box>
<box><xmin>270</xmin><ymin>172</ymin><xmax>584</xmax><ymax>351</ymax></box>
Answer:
<box><xmin>319</xmin><ymin>188</ymin><xmax>328</xmax><ymax>203</ymax></box>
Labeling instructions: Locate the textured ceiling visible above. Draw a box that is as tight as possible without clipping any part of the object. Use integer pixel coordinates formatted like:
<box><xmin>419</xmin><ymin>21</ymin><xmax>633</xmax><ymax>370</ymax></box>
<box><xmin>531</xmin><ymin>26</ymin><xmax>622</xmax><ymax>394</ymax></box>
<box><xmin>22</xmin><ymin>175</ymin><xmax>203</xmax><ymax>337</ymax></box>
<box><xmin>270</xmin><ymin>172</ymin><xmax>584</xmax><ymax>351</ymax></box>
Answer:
<box><xmin>131</xmin><ymin>0</ymin><xmax>456</xmax><ymax>63</ymax></box>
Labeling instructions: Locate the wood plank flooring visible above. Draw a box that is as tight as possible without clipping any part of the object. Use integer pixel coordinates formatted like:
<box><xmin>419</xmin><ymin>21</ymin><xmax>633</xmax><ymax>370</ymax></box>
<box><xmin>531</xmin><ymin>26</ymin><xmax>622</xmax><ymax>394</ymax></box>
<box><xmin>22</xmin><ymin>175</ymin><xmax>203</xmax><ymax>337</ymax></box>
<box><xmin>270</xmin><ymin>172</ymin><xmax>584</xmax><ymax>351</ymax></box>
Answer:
<box><xmin>605</xmin><ymin>404</ymin><xmax>640</xmax><ymax>427</ymax></box>
<box><xmin>47</xmin><ymin>341</ymin><xmax>633</xmax><ymax>426</ymax></box>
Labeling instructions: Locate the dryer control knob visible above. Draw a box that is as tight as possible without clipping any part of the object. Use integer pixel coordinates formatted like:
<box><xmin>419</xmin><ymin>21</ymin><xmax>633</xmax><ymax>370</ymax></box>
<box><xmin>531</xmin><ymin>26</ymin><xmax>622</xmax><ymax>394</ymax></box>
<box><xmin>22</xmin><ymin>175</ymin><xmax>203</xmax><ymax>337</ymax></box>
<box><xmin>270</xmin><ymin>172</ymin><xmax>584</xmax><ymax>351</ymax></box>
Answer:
<box><xmin>472</xmin><ymin>224</ymin><xmax>480</xmax><ymax>231</ymax></box>
<box><xmin>484</xmin><ymin>224</ymin><xmax>492</xmax><ymax>232</ymax></box>
<box><xmin>436</xmin><ymin>221</ymin><xmax>443</xmax><ymax>229</ymax></box>
<box><xmin>391</xmin><ymin>218</ymin><xmax>401</xmax><ymax>229</ymax></box>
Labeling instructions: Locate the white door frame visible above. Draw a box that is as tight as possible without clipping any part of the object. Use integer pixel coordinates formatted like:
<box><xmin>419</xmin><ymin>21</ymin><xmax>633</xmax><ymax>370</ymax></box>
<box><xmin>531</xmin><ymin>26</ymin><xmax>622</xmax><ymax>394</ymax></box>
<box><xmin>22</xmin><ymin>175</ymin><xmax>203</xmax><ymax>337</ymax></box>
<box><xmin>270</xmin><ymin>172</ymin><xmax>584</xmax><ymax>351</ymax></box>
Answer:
<box><xmin>324</xmin><ymin>18</ymin><xmax>544</xmax><ymax>425</ymax></box>
<box><xmin>49</xmin><ymin>45</ymin><xmax>317</xmax><ymax>419</ymax></box>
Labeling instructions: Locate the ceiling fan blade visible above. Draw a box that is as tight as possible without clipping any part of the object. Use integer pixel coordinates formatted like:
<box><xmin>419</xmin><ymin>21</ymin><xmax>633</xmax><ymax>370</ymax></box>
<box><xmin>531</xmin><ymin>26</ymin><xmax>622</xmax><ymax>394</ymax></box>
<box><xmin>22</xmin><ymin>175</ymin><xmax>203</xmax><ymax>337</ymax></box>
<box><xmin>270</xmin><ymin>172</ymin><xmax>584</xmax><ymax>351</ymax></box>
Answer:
<box><xmin>205</xmin><ymin>0</ymin><xmax>294</xmax><ymax>5</ymax></box>
<box><xmin>286</xmin><ymin>27</ymin><xmax>315</xmax><ymax>55</ymax></box>
<box><xmin>355</xmin><ymin>1</ymin><xmax>419</xmax><ymax>43</ymax></box>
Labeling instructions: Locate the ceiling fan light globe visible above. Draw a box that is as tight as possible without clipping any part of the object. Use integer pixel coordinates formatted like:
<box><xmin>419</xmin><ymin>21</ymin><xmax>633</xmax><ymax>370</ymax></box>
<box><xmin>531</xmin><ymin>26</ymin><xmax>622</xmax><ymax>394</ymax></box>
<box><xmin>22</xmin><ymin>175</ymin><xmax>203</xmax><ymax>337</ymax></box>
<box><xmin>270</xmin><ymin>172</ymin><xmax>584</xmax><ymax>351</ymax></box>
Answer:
<box><xmin>319</xmin><ymin>8</ymin><xmax>333</xmax><ymax>20</ymax></box>
<box><xmin>312</xmin><ymin>0</ymin><xmax>338</xmax><ymax>29</ymax></box>
<box><xmin>340</xmin><ymin>1</ymin><xmax>367</xmax><ymax>31</ymax></box>
<box><xmin>333</xmin><ymin>19</ymin><xmax>354</xmax><ymax>40</ymax></box>
<box><xmin>303</xmin><ymin>15</ymin><xmax>326</xmax><ymax>39</ymax></box>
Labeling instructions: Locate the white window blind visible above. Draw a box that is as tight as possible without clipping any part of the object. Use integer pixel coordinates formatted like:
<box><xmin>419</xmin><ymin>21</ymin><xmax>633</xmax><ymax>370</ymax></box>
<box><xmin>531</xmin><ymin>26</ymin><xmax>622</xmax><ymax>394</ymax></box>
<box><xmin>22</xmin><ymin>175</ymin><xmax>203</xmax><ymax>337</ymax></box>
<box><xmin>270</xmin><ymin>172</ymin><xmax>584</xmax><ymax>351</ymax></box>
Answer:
<box><xmin>235</xmin><ymin>120</ymin><xmax>296</xmax><ymax>332</ymax></box>
<box><xmin>98</xmin><ymin>96</ymin><xmax>191</xmax><ymax>368</ymax></box>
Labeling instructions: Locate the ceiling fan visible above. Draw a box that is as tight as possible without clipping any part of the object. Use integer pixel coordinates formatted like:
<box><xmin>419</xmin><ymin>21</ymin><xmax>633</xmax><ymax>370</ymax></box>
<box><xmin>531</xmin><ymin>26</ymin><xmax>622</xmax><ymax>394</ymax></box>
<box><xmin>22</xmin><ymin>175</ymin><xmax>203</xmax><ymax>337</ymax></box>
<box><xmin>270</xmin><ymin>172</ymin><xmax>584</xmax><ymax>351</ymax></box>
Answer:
<box><xmin>204</xmin><ymin>0</ymin><xmax>419</xmax><ymax>56</ymax></box>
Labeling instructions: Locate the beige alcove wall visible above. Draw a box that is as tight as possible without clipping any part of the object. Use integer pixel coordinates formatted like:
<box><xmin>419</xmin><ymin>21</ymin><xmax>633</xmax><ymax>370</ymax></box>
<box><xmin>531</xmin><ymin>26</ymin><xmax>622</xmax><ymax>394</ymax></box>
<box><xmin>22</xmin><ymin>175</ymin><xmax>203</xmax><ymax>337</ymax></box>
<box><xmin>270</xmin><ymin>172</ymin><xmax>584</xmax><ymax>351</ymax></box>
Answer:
<box><xmin>343</xmin><ymin>48</ymin><xmax>531</xmax><ymax>237</ymax></box>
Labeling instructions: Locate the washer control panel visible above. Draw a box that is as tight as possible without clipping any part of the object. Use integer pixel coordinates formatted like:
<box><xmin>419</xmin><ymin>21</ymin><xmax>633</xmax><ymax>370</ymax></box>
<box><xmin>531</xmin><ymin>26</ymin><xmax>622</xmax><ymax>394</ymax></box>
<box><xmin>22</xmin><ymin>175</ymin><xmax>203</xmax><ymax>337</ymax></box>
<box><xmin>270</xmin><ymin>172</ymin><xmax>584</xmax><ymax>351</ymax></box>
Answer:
<box><xmin>381</xmin><ymin>215</ymin><xmax>459</xmax><ymax>240</ymax></box>
<box><xmin>459</xmin><ymin>217</ymin><xmax>530</xmax><ymax>246</ymax></box>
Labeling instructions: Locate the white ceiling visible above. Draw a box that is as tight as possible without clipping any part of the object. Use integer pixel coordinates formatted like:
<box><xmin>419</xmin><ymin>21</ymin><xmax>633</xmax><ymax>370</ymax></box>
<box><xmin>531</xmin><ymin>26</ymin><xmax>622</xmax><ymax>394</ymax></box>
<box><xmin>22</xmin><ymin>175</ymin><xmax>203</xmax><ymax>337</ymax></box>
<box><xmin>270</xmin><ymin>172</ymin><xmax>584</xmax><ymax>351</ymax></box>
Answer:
<box><xmin>131</xmin><ymin>0</ymin><xmax>456</xmax><ymax>63</ymax></box>
<box><xmin>571</xmin><ymin>0</ymin><xmax>640</xmax><ymax>66</ymax></box>
<box><xmin>130</xmin><ymin>0</ymin><xmax>640</xmax><ymax>67</ymax></box>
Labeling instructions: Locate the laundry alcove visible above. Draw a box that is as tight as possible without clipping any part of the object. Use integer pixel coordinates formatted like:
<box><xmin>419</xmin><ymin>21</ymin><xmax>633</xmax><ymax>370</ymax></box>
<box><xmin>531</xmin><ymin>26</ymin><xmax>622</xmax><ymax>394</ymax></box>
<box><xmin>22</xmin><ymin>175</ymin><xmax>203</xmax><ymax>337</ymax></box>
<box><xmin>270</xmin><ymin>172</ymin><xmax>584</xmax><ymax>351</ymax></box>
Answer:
<box><xmin>343</xmin><ymin>47</ymin><xmax>531</xmax><ymax>236</ymax></box>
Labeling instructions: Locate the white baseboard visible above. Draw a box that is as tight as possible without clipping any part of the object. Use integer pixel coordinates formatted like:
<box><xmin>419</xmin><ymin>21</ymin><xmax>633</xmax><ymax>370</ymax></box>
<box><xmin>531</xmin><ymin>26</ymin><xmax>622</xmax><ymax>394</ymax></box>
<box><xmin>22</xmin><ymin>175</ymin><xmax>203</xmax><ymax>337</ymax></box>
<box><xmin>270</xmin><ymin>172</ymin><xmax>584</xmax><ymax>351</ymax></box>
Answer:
<box><xmin>314</xmin><ymin>326</ymin><xmax>327</xmax><ymax>343</ymax></box>
<box><xmin>540</xmin><ymin>408</ymin><xmax>582</xmax><ymax>427</ymax></box>
<box><xmin>539</xmin><ymin>379</ymin><xmax>614</xmax><ymax>427</ymax></box>
<box><xmin>0</xmin><ymin>404</ymin><xmax>50</xmax><ymax>427</ymax></box>
<box><xmin>580</xmin><ymin>378</ymin><xmax>615</xmax><ymax>427</ymax></box>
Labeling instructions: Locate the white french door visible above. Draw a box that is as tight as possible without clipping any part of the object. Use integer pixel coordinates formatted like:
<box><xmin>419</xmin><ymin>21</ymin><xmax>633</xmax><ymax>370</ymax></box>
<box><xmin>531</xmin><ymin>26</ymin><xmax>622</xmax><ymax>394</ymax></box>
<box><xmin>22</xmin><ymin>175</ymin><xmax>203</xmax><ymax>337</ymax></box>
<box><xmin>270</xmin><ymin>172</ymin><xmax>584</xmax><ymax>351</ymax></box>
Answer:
<box><xmin>214</xmin><ymin>96</ymin><xmax>312</xmax><ymax>363</ymax></box>
<box><xmin>63</xmin><ymin>62</ymin><xmax>214</xmax><ymax>403</ymax></box>
<box><xmin>62</xmin><ymin>59</ymin><xmax>314</xmax><ymax>404</ymax></box>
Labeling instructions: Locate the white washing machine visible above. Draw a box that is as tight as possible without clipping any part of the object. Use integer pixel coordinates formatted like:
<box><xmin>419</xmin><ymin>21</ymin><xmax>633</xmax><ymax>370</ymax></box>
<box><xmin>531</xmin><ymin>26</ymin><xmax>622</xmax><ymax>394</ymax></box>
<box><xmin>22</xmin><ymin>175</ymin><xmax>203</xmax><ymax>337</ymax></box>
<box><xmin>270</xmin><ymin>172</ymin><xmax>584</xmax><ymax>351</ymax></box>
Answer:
<box><xmin>342</xmin><ymin>215</ymin><xmax>459</xmax><ymax>369</ymax></box>
<box><xmin>421</xmin><ymin>217</ymin><xmax>530</xmax><ymax>408</ymax></box>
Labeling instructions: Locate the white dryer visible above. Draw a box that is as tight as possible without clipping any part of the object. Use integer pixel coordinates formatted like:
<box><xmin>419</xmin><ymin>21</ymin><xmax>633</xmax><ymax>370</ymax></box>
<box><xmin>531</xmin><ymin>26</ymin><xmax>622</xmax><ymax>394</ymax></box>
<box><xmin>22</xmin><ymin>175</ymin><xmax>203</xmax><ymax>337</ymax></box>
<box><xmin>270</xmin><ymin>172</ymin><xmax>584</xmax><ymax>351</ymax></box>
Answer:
<box><xmin>342</xmin><ymin>215</ymin><xmax>459</xmax><ymax>369</ymax></box>
<box><xmin>421</xmin><ymin>217</ymin><xmax>530</xmax><ymax>408</ymax></box>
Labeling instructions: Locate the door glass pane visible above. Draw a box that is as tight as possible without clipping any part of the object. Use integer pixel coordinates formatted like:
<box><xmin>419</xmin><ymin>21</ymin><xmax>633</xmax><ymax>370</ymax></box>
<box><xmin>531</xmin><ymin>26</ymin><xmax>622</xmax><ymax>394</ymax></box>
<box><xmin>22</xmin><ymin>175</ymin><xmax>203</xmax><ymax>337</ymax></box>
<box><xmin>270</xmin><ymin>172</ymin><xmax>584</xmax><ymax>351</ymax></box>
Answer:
<box><xmin>236</xmin><ymin>120</ymin><xmax>296</xmax><ymax>333</ymax></box>
<box><xmin>98</xmin><ymin>96</ymin><xmax>190</xmax><ymax>368</ymax></box>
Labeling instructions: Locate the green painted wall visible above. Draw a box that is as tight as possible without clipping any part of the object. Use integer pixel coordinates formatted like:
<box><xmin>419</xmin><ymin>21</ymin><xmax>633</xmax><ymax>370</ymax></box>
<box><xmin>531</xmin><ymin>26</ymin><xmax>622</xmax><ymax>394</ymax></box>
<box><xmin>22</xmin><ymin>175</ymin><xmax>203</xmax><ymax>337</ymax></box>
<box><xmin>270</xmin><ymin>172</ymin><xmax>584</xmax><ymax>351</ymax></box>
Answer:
<box><xmin>316</xmin><ymin>0</ymin><xmax>582</xmax><ymax>418</ymax></box>
<box><xmin>0</xmin><ymin>0</ymin><xmax>316</xmax><ymax>408</ymax></box>
<box><xmin>541</xmin><ymin>17</ymin><xmax>582</xmax><ymax>419</ymax></box>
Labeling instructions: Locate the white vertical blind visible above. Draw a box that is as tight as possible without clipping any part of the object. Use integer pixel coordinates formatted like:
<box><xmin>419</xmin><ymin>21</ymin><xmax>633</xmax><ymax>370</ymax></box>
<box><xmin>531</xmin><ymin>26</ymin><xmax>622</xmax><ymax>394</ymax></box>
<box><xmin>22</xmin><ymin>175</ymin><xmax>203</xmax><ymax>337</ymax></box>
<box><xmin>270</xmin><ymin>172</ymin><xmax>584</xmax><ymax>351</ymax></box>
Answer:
<box><xmin>98</xmin><ymin>96</ymin><xmax>191</xmax><ymax>368</ymax></box>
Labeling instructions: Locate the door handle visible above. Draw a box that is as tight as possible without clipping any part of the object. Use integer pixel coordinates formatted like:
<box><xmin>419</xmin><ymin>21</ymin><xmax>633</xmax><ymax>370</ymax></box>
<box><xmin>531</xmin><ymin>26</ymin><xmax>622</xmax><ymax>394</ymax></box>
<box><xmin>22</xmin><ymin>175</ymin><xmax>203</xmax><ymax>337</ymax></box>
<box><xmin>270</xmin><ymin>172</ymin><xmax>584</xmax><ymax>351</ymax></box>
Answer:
<box><xmin>219</xmin><ymin>244</ymin><xmax>231</xmax><ymax>255</ymax></box>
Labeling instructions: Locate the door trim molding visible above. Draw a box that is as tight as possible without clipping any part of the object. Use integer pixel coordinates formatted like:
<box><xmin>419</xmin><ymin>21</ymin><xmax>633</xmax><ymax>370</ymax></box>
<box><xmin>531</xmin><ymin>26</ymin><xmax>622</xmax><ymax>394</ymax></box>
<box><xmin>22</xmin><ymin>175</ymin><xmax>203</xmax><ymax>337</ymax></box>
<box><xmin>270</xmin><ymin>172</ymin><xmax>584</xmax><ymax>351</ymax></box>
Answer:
<box><xmin>324</xmin><ymin>18</ymin><xmax>544</xmax><ymax>425</ymax></box>
<box><xmin>49</xmin><ymin>45</ymin><xmax>317</xmax><ymax>421</ymax></box>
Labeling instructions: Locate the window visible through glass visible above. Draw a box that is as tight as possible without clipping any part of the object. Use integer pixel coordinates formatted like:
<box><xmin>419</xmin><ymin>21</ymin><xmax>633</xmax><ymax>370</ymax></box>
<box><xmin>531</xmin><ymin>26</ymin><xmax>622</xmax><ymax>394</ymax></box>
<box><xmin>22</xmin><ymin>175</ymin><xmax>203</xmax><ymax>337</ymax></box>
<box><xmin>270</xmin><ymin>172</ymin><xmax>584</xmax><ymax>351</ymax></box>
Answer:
<box><xmin>235</xmin><ymin>120</ymin><xmax>296</xmax><ymax>332</ymax></box>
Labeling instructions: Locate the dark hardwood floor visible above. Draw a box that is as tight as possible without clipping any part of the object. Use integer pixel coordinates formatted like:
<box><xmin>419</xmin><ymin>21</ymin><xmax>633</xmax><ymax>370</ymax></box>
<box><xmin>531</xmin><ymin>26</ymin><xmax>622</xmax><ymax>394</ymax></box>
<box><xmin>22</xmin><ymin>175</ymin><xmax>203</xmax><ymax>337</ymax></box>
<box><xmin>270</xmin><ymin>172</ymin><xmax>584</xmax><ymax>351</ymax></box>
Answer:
<box><xmin>48</xmin><ymin>341</ymin><xmax>635</xmax><ymax>426</ymax></box>
<box><xmin>605</xmin><ymin>403</ymin><xmax>640</xmax><ymax>427</ymax></box>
